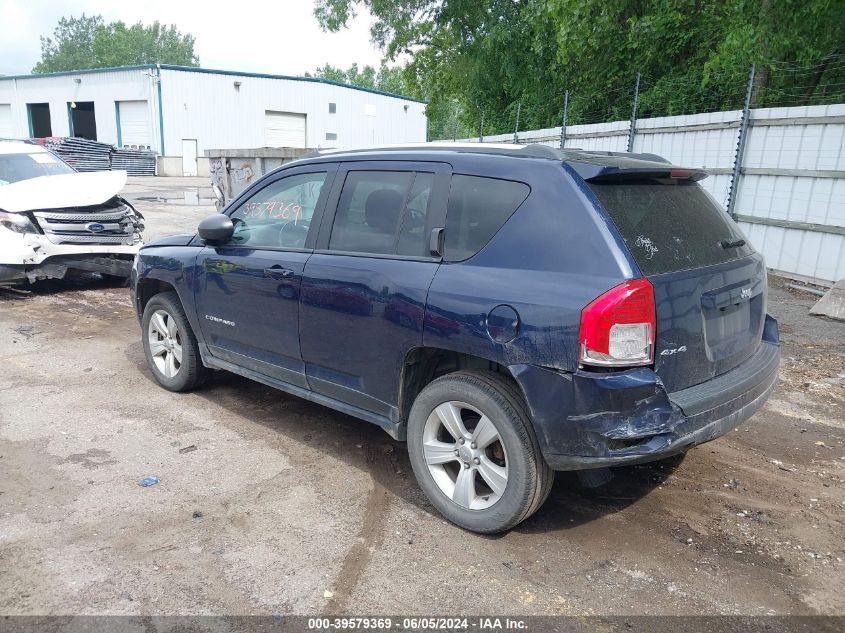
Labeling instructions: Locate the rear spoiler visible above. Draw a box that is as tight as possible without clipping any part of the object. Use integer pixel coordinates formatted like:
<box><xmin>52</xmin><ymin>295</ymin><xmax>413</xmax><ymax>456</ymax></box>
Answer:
<box><xmin>567</xmin><ymin>158</ymin><xmax>708</xmax><ymax>183</ymax></box>
<box><xmin>510</xmin><ymin>145</ymin><xmax>708</xmax><ymax>181</ymax></box>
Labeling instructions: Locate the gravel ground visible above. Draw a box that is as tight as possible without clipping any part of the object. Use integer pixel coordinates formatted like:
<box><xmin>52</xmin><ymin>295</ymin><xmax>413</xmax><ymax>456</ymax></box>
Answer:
<box><xmin>0</xmin><ymin>177</ymin><xmax>843</xmax><ymax>616</ymax></box>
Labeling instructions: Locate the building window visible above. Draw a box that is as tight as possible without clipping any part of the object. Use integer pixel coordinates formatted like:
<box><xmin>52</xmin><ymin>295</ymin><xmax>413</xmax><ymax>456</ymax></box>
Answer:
<box><xmin>328</xmin><ymin>103</ymin><xmax>336</xmax><ymax>114</ymax></box>
<box><xmin>325</xmin><ymin>132</ymin><xmax>338</xmax><ymax>141</ymax></box>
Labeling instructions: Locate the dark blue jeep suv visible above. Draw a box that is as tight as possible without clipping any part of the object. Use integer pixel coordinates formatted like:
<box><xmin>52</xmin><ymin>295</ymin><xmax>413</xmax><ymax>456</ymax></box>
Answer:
<box><xmin>131</xmin><ymin>144</ymin><xmax>780</xmax><ymax>533</ymax></box>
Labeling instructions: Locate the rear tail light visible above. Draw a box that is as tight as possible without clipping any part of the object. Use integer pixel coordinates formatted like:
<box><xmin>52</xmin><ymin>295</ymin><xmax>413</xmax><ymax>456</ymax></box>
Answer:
<box><xmin>579</xmin><ymin>278</ymin><xmax>655</xmax><ymax>367</ymax></box>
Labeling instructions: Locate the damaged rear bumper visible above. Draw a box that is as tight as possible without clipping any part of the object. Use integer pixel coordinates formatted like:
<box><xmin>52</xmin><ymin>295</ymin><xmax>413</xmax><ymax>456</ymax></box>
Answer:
<box><xmin>512</xmin><ymin>316</ymin><xmax>780</xmax><ymax>471</ymax></box>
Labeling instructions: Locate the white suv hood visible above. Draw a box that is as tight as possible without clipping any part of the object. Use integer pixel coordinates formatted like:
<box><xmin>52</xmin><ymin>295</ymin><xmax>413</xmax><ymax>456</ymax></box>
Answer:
<box><xmin>0</xmin><ymin>170</ymin><xmax>128</xmax><ymax>213</ymax></box>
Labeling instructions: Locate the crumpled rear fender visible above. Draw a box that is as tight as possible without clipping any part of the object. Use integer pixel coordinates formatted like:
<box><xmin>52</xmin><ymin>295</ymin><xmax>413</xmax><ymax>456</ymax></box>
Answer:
<box><xmin>510</xmin><ymin>363</ymin><xmax>680</xmax><ymax>464</ymax></box>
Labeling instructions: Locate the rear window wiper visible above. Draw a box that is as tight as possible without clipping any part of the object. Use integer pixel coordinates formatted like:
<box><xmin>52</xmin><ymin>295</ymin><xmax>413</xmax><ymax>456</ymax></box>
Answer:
<box><xmin>720</xmin><ymin>238</ymin><xmax>746</xmax><ymax>249</ymax></box>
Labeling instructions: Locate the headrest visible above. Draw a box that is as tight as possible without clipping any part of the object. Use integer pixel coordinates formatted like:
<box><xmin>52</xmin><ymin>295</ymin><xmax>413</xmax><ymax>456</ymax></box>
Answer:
<box><xmin>365</xmin><ymin>189</ymin><xmax>404</xmax><ymax>232</ymax></box>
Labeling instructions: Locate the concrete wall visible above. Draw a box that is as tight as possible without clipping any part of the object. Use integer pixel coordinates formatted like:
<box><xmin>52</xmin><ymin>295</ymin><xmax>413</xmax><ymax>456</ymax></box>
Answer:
<box><xmin>204</xmin><ymin>147</ymin><xmax>312</xmax><ymax>204</ymax></box>
<box><xmin>462</xmin><ymin>103</ymin><xmax>845</xmax><ymax>284</ymax></box>
<box><xmin>156</xmin><ymin>156</ymin><xmax>211</xmax><ymax>178</ymax></box>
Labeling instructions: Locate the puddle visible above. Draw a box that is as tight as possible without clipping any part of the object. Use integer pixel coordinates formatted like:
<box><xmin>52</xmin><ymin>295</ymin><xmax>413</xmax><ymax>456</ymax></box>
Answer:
<box><xmin>134</xmin><ymin>191</ymin><xmax>214</xmax><ymax>206</ymax></box>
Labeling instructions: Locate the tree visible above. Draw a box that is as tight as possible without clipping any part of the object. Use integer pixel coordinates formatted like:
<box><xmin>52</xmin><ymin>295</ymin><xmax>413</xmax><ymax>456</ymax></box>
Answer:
<box><xmin>34</xmin><ymin>14</ymin><xmax>198</xmax><ymax>73</ymax></box>
<box><xmin>314</xmin><ymin>0</ymin><xmax>844</xmax><ymax>138</ymax></box>
<box><xmin>307</xmin><ymin>62</ymin><xmax>413</xmax><ymax>96</ymax></box>
<box><xmin>34</xmin><ymin>14</ymin><xmax>102</xmax><ymax>73</ymax></box>
<box><xmin>308</xmin><ymin>63</ymin><xmax>377</xmax><ymax>88</ymax></box>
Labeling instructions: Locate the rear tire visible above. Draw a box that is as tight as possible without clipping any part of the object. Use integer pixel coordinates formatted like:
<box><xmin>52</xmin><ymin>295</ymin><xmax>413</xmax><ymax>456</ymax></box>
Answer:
<box><xmin>407</xmin><ymin>370</ymin><xmax>554</xmax><ymax>533</ymax></box>
<box><xmin>141</xmin><ymin>291</ymin><xmax>209</xmax><ymax>392</ymax></box>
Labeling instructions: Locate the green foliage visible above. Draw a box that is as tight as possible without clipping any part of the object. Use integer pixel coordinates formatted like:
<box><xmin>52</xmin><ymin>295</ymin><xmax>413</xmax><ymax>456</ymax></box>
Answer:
<box><xmin>306</xmin><ymin>62</ymin><xmax>414</xmax><ymax>97</ymax></box>
<box><xmin>33</xmin><ymin>14</ymin><xmax>102</xmax><ymax>73</ymax></box>
<box><xmin>314</xmin><ymin>0</ymin><xmax>844</xmax><ymax>138</ymax></box>
<box><xmin>34</xmin><ymin>14</ymin><xmax>199</xmax><ymax>73</ymax></box>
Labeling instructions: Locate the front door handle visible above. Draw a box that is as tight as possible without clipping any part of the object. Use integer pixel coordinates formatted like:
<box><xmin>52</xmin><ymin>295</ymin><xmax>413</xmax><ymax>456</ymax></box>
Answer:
<box><xmin>264</xmin><ymin>265</ymin><xmax>295</xmax><ymax>279</ymax></box>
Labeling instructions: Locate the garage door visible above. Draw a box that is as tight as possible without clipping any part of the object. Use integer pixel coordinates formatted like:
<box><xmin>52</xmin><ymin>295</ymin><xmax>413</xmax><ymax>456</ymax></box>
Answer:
<box><xmin>0</xmin><ymin>104</ymin><xmax>14</xmax><ymax>138</ymax></box>
<box><xmin>117</xmin><ymin>100</ymin><xmax>151</xmax><ymax>149</ymax></box>
<box><xmin>264</xmin><ymin>111</ymin><xmax>306</xmax><ymax>148</ymax></box>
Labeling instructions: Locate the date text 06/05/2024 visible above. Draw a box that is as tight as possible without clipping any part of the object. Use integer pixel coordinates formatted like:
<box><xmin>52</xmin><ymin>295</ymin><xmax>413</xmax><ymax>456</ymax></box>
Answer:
<box><xmin>306</xmin><ymin>617</ymin><xmax>529</xmax><ymax>630</ymax></box>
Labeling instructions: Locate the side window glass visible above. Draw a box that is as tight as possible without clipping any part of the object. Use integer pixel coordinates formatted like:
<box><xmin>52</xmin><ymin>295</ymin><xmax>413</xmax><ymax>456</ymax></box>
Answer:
<box><xmin>228</xmin><ymin>172</ymin><xmax>327</xmax><ymax>249</ymax></box>
<box><xmin>329</xmin><ymin>170</ymin><xmax>434</xmax><ymax>256</ymax></box>
<box><xmin>445</xmin><ymin>175</ymin><xmax>530</xmax><ymax>261</ymax></box>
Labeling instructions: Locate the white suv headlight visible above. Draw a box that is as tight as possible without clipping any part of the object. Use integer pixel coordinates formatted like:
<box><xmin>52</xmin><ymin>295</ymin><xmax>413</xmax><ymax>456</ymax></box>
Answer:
<box><xmin>0</xmin><ymin>210</ymin><xmax>37</xmax><ymax>234</ymax></box>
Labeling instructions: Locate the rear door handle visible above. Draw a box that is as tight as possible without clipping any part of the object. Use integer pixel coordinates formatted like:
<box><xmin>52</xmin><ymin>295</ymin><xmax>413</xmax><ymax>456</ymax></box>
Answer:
<box><xmin>264</xmin><ymin>265</ymin><xmax>295</xmax><ymax>279</ymax></box>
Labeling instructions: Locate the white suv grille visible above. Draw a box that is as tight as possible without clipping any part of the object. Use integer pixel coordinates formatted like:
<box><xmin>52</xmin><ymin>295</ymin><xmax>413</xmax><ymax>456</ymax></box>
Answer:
<box><xmin>33</xmin><ymin>206</ymin><xmax>142</xmax><ymax>245</ymax></box>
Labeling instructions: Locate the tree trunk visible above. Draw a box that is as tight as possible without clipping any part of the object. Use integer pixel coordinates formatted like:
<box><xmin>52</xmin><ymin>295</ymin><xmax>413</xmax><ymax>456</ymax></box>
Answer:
<box><xmin>751</xmin><ymin>0</ymin><xmax>772</xmax><ymax>106</ymax></box>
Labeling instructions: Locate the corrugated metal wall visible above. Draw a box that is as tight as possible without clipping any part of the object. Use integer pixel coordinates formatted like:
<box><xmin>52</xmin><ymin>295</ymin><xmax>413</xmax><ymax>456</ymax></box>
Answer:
<box><xmin>159</xmin><ymin>68</ymin><xmax>427</xmax><ymax>156</ymax></box>
<box><xmin>738</xmin><ymin>106</ymin><xmax>845</xmax><ymax>284</ymax></box>
<box><xmin>0</xmin><ymin>68</ymin><xmax>155</xmax><ymax>146</ymax></box>
<box><xmin>0</xmin><ymin>66</ymin><xmax>427</xmax><ymax>158</ymax></box>
<box><xmin>464</xmin><ymin>103</ymin><xmax>845</xmax><ymax>284</ymax></box>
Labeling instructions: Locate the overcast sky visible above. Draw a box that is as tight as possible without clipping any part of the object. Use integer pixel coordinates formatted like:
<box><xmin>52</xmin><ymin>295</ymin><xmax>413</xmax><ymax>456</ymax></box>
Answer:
<box><xmin>0</xmin><ymin>0</ymin><xmax>384</xmax><ymax>76</ymax></box>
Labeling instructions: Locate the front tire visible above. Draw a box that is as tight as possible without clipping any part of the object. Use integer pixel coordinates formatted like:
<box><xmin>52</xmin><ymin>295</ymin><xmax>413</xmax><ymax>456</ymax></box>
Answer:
<box><xmin>407</xmin><ymin>370</ymin><xmax>554</xmax><ymax>533</ymax></box>
<box><xmin>141</xmin><ymin>291</ymin><xmax>208</xmax><ymax>392</ymax></box>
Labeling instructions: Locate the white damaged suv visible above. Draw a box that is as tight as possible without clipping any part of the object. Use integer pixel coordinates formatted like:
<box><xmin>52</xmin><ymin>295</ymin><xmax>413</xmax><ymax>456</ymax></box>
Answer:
<box><xmin>0</xmin><ymin>140</ymin><xmax>144</xmax><ymax>286</ymax></box>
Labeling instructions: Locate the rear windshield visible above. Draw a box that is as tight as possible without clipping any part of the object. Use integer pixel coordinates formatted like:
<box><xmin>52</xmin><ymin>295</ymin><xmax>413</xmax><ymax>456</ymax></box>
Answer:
<box><xmin>587</xmin><ymin>180</ymin><xmax>754</xmax><ymax>276</ymax></box>
<box><xmin>0</xmin><ymin>152</ymin><xmax>75</xmax><ymax>185</ymax></box>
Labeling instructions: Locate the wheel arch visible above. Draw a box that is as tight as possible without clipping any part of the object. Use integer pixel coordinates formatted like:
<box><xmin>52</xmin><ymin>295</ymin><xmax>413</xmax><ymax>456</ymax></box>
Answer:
<box><xmin>398</xmin><ymin>346</ymin><xmax>527</xmax><ymax>425</ymax></box>
<box><xmin>134</xmin><ymin>276</ymin><xmax>178</xmax><ymax>318</ymax></box>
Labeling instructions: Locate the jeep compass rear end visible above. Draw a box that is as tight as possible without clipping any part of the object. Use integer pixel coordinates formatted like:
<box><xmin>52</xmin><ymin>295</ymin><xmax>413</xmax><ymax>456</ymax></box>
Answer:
<box><xmin>132</xmin><ymin>143</ymin><xmax>779</xmax><ymax>533</ymax></box>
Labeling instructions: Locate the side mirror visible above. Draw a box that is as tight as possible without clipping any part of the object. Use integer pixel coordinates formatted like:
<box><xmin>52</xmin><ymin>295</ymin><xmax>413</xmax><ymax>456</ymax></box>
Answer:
<box><xmin>198</xmin><ymin>213</ymin><xmax>234</xmax><ymax>244</ymax></box>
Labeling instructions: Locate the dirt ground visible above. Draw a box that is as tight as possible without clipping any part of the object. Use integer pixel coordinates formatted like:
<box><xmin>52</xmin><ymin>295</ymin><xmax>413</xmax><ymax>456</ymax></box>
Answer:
<box><xmin>0</xmin><ymin>177</ymin><xmax>843</xmax><ymax>617</ymax></box>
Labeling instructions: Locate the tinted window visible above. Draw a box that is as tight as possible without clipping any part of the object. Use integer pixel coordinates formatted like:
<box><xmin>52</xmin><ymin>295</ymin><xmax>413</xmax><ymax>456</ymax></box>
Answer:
<box><xmin>228</xmin><ymin>172</ymin><xmax>327</xmax><ymax>249</ymax></box>
<box><xmin>397</xmin><ymin>173</ymin><xmax>434</xmax><ymax>256</ymax></box>
<box><xmin>445</xmin><ymin>175</ymin><xmax>530</xmax><ymax>261</ymax></box>
<box><xmin>0</xmin><ymin>152</ymin><xmax>75</xmax><ymax>185</ymax></box>
<box><xmin>587</xmin><ymin>180</ymin><xmax>754</xmax><ymax>276</ymax></box>
<box><xmin>329</xmin><ymin>170</ymin><xmax>435</xmax><ymax>257</ymax></box>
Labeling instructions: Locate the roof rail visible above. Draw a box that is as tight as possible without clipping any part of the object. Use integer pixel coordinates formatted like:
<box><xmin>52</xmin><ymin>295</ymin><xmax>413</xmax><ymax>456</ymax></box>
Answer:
<box><xmin>516</xmin><ymin>145</ymin><xmax>562</xmax><ymax>159</ymax></box>
<box><xmin>286</xmin><ymin>144</ymin><xmax>672</xmax><ymax>168</ymax></box>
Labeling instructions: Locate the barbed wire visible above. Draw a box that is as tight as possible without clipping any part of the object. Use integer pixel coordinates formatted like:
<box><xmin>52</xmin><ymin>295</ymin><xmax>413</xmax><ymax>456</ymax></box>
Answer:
<box><xmin>433</xmin><ymin>54</ymin><xmax>845</xmax><ymax>141</ymax></box>
<box><xmin>761</xmin><ymin>55</ymin><xmax>844</xmax><ymax>70</ymax></box>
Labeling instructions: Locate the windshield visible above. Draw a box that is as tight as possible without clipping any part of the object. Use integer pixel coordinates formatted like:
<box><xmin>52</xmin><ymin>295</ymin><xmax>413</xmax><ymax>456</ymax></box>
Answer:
<box><xmin>0</xmin><ymin>152</ymin><xmax>75</xmax><ymax>185</ymax></box>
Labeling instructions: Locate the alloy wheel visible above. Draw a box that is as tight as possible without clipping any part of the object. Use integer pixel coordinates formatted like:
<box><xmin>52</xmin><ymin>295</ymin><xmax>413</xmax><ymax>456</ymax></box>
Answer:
<box><xmin>422</xmin><ymin>401</ymin><xmax>509</xmax><ymax>510</ymax></box>
<box><xmin>147</xmin><ymin>309</ymin><xmax>182</xmax><ymax>379</ymax></box>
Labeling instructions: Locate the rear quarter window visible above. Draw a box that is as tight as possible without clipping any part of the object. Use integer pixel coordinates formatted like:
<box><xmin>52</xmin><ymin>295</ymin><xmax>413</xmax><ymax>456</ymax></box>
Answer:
<box><xmin>445</xmin><ymin>175</ymin><xmax>529</xmax><ymax>261</ymax></box>
<box><xmin>587</xmin><ymin>180</ymin><xmax>754</xmax><ymax>276</ymax></box>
